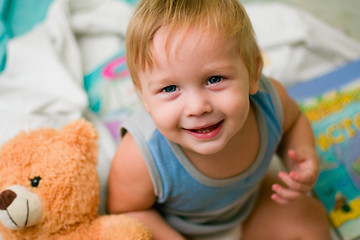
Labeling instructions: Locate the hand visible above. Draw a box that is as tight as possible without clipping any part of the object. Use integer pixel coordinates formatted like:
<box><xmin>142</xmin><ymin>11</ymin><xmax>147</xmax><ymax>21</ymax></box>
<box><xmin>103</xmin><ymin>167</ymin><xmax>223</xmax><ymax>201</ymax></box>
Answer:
<box><xmin>271</xmin><ymin>149</ymin><xmax>319</xmax><ymax>204</ymax></box>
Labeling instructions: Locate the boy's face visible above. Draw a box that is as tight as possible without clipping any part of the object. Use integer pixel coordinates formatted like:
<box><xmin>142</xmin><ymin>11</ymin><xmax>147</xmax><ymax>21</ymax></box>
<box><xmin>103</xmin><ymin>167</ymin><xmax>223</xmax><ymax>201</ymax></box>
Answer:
<box><xmin>138</xmin><ymin>26</ymin><xmax>258</xmax><ymax>156</ymax></box>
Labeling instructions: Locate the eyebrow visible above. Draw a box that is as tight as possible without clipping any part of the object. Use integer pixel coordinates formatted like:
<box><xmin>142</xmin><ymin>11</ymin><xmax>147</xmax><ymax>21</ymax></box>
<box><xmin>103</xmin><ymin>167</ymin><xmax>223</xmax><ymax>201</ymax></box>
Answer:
<box><xmin>153</xmin><ymin>62</ymin><xmax>235</xmax><ymax>83</ymax></box>
<box><xmin>200</xmin><ymin>61</ymin><xmax>237</xmax><ymax>74</ymax></box>
<box><xmin>147</xmin><ymin>75</ymin><xmax>176</xmax><ymax>92</ymax></box>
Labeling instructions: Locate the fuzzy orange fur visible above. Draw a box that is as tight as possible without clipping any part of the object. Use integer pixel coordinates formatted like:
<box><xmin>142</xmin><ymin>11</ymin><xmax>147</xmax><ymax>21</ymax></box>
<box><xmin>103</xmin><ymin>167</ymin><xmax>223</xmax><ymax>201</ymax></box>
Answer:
<box><xmin>0</xmin><ymin>119</ymin><xmax>152</xmax><ymax>240</ymax></box>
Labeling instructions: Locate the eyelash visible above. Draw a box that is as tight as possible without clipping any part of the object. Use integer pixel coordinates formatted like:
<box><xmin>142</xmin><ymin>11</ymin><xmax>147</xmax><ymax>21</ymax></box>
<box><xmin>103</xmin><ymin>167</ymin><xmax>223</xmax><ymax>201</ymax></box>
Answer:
<box><xmin>207</xmin><ymin>76</ymin><xmax>223</xmax><ymax>85</ymax></box>
<box><xmin>160</xmin><ymin>76</ymin><xmax>223</xmax><ymax>93</ymax></box>
<box><xmin>161</xmin><ymin>85</ymin><xmax>178</xmax><ymax>93</ymax></box>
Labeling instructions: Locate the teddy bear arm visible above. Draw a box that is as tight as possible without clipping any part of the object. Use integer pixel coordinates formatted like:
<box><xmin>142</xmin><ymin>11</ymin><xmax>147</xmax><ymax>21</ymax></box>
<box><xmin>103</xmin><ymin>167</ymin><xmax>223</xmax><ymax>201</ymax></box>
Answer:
<box><xmin>94</xmin><ymin>215</ymin><xmax>152</xmax><ymax>240</ymax></box>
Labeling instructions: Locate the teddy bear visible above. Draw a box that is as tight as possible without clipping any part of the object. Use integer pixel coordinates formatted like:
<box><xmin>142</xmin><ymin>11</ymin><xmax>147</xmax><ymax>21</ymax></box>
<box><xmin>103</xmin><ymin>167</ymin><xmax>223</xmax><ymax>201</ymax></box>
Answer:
<box><xmin>0</xmin><ymin>119</ymin><xmax>152</xmax><ymax>240</ymax></box>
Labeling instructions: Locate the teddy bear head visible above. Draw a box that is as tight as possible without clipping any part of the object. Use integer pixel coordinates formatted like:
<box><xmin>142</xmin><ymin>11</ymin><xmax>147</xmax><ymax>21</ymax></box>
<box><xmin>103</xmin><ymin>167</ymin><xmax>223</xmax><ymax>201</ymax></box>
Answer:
<box><xmin>0</xmin><ymin>119</ymin><xmax>99</xmax><ymax>237</ymax></box>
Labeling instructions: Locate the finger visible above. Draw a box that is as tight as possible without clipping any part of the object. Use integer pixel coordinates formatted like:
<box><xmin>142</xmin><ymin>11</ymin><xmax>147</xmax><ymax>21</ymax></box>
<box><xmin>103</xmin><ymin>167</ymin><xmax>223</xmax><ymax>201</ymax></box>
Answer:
<box><xmin>287</xmin><ymin>149</ymin><xmax>305</xmax><ymax>163</ymax></box>
<box><xmin>272</xmin><ymin>184</ymin><xmax>301</xmax><ymax>202</ymax></box>
<box><xmin>278</xmin><ymin>171</ymin><xmax>312</xmax><ymax>192</ymax></box>
<box><xmin>271</xmin><ymin>191</ymin><xmax>299</xmax><ymax>205</ymax></box>
<box><xmin>271</xmin><ymin>193</ymin><xmax>289</xmax><ymax>204</ymax></box>
<box><xmin>289</xmin><ymin>170</ymin><xmax>318</xmax><ymax>185</ymax></box>
<box><xmin>287</xmin><ymin>150</ymin><xmax>318</xmax><ymax>184</ymax></box>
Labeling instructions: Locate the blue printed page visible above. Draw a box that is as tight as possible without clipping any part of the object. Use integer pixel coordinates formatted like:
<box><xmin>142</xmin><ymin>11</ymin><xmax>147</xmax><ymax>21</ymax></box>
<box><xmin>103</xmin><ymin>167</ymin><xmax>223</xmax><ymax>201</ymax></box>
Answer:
<box><xmin>287</xmin><ymin>59</ymin><xmax>360</xmax><ymax>240</ymax></box>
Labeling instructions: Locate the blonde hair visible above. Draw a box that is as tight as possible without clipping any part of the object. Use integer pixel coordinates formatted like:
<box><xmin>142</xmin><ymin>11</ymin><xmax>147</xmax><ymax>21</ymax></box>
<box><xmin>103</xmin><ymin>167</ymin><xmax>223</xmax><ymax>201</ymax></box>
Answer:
<box><xmin>126</xmin><ymin>0</ymin><xmax>263</xmax><ymax>89</ymax></box>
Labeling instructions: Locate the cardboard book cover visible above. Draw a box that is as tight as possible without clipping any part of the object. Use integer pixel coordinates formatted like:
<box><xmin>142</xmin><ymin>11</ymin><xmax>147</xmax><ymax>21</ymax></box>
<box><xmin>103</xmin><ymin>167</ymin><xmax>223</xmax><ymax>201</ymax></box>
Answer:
<box><xmin>287</xmin><ymin>59</ymin><xmax>360</xmax><ymax>240</ymax></box>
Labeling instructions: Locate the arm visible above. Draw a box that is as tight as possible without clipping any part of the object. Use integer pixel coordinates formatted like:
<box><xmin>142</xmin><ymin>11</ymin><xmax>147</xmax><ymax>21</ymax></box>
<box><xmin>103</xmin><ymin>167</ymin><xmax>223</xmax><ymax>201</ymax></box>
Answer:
<box><xmin>270</xmin><ymin>79</ymin><xmax>319</xmax><ymax>204</ymax></box>
<box><xmin>107</xmin><ymin>132</ymin><xmax>186</xmax><ymax>240</ymax></box>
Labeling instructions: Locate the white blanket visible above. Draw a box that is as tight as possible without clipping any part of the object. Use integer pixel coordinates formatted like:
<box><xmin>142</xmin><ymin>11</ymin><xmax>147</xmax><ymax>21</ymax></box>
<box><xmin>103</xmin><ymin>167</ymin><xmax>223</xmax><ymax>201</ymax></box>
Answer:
<box><xmin>247</xmin><ymin>2</ymin><xmax>360</xmax><ymax>86</ymax></box>
<box><xmin>0</xmin><ymin>0</ymin><xmax>134</xmax><ymax>215</ymax></box>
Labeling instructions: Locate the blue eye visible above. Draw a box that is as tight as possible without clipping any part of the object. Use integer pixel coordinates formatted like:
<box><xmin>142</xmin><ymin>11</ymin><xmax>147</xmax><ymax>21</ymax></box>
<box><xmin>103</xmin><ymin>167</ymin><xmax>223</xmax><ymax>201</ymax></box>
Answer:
<box><xmin>208</xmin><ymin>76</ymin><xmax>222</xmax><ymax>84</ymax></box>
<box><xmin>162</xmin><ymin>85</ymin><xmax>177</xmax><ymax>93</ymax></box>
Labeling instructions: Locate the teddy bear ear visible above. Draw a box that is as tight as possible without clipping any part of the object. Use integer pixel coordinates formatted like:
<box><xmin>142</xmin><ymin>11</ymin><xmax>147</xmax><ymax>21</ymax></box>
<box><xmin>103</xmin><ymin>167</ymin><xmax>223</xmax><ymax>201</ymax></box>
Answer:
<box><xmin>62</xmin><ymin>119</ymin><xmax>97</xmax><ymax>140</ymax></box>
<box><xmin>61</xmin><ymin>119</ymin><xmax>98</xmax><ymax>163</ymax></box>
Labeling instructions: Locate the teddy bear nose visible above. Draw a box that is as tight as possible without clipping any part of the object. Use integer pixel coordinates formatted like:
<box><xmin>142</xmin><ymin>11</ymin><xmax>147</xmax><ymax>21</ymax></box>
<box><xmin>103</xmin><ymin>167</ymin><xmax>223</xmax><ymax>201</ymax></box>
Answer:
<box><xmin>0</xmin><ymin>189</ymin><xmax>17</xmax><ymax>210</ymax></box>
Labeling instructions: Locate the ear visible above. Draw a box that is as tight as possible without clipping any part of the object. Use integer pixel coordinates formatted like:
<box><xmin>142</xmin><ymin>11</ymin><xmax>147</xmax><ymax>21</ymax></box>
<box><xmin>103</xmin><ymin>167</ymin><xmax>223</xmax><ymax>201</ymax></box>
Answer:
<box><xmin>143</xmin><ymin>100</ymin><xmax>151</xmax><ymax>113</ymax></box>
<box><xmin>62</xmin><ymin>119</ymin><xmax>97</xmax><ymax>141</ymax></box>
<box><xmin>62</xmin><ymin>119</ymin><xmax>98</xmax><ymax>164</ymax></box>
<box><xmin>133</xmin><ymin>84</ymin><xmax>151</xmax><ymax>113</ymax></box>
<box><xmin>249</xmin><ymin>56</ymin><xmax>263</xmax><ymax>95</ymax></box>
<box><xmin>139</xmin><ymin>93</ymin><xmax>151</xmax><ymax>113</ymax></box>
<box><xmin>249</xmin><ymin>78</ymin><xmax>259</xmax><ymax>95</ymax></box>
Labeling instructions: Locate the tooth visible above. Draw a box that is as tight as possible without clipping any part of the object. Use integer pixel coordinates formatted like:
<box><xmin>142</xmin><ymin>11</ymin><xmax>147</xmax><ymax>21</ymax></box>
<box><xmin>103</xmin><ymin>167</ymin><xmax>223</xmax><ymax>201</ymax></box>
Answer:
<box><xmin>197</xmin><ymin>129</ymin><xmax>210</xmax><ymax>133</ymax></box>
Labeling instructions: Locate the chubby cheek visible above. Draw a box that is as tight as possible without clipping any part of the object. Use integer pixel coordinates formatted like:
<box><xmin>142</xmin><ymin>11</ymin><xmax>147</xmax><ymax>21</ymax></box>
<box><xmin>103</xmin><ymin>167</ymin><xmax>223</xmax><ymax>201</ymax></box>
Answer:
<box><xmin>223</xmin><ymin>92</ymin><xmax>249</xmax><ymax>118</ymax></box>
<box><xmin>140</xmin><ymin>91</ymin><xmax>179</xmax><ymax>136</ymax></box>
<box><xmin>222</xmin><ymin>95</ymin><xmax>250</xmax><ymax>135</ymax></box>
<box><xmin>148</xmin><ymin>103</ymin><xmax>182</xmax><ymax>138</ymax></box>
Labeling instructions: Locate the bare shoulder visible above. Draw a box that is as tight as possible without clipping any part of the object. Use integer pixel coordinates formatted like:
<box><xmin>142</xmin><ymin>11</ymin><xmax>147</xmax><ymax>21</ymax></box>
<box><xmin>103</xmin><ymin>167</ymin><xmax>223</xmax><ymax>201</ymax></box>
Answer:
<box><xmin>269</xmin><ymin>78</ymin><xmax>301</xmax><ymax>133</ymax></box>
<box><xmin>107</xmin><ymin>132</ymin><xmax>156</xmax><ymax>213</ymax></box>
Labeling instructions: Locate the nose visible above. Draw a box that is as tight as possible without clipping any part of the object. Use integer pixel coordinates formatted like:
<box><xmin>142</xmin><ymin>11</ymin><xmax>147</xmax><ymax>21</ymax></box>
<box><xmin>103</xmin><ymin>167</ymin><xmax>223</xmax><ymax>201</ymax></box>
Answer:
<box><xmin>0</xmin><ymin>189</ymin><xmax>17</xmax><ymax>210</ymax></box>
<box><xmin>184</xmin><ymin>90</ymin><xmax>213</xmax><ymax>117</ymax></box>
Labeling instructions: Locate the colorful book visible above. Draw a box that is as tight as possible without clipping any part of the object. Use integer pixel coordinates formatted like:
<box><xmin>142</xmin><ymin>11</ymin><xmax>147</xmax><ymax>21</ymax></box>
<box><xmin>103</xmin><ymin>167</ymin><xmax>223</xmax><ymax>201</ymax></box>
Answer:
<box><xmin>287</xmin><ymin>59</ymin><xmax>360</xmax><ymax>240</ymax></box>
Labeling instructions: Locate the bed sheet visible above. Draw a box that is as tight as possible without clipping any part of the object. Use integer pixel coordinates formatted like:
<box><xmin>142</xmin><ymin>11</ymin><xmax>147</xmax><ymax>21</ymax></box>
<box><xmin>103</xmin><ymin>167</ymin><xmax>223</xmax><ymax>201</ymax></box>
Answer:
<box><xmin>0</xmin><ymin>0</ymin><xmax>359</xmax><ymax>239</ymax></box>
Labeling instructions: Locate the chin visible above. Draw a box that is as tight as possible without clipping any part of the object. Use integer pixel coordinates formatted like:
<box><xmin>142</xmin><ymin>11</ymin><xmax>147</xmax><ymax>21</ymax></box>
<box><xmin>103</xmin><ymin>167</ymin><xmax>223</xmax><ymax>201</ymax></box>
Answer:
<box><xmin>187</xmin><ymin>142</ymin><xmax>226</xmax><ymax>156</ymax></box>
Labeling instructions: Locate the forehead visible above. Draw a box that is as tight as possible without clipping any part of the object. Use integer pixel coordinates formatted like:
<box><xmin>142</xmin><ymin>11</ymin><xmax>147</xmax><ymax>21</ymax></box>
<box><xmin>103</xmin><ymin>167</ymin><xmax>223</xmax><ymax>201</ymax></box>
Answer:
<box><xmin>151</xmin><ymin>25</ymin><xmax>236</xmax><ymax>66</ymax></box>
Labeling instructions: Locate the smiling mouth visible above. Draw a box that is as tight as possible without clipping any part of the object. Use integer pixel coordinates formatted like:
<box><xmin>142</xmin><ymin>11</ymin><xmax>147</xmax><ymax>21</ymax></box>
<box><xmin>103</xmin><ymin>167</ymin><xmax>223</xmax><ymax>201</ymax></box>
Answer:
<box><xmin>187</xmin><ymin>120</ymin><xmax>223</xmax><ymax>134</ymax></box>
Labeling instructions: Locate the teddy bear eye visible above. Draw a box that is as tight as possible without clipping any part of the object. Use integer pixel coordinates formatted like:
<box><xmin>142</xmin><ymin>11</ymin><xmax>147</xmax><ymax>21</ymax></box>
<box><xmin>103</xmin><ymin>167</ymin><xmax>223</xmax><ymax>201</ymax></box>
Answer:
<box><xmin>30</xmin><ymin>176</ymin><xmax>42</xmax><ymax>187</ymax></box>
